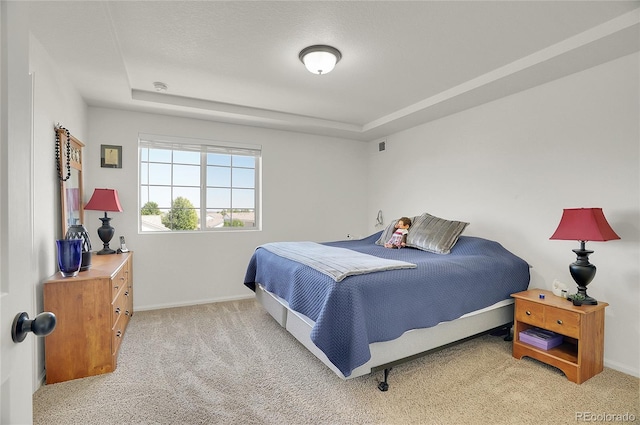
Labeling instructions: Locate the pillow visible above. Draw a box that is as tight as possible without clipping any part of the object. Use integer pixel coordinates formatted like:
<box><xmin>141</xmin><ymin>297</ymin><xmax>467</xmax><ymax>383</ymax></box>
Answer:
<box><xmin>375</xmin><ymin>215</ymin><xmax>420</xmax><ymax>246</ymax></box>
<box><xmin>405</xmin><ymin>213</ymin><xmax>469</xmax><ymax>254</ymax></box>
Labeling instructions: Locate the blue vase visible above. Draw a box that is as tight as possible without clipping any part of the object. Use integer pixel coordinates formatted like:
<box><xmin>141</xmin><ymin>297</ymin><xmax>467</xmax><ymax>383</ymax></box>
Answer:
<box><xmin>56</xmin><ymin>239</ymin><xmax>82</xmax><ymax>277</ymax></box>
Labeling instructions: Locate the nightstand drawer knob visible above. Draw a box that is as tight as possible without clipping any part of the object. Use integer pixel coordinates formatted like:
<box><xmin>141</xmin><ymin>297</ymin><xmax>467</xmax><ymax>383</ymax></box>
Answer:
<box><xmin>557</xmin><ymin>320</ymin><xmax>563</xmax><ymax>325</ymax></box>
<box><xmin>526</xmin><ymin>311</ymin><xmax>531</xmax><ymax>316</ymax></box>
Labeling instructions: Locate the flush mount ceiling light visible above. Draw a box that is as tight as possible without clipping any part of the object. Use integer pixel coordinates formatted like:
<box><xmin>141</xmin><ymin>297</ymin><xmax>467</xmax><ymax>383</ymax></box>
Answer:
<box><xmin>299</xmin><ymin>45</ymin><xmax>342</xmax><ymax>75</ymax></box>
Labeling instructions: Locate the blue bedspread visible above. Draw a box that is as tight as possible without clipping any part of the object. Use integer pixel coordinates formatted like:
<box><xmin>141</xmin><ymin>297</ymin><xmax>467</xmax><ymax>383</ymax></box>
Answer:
<box><xmin>244</xmin><ymin>232</ymin><xmax>530</xmax><ymax>377</ymax></box>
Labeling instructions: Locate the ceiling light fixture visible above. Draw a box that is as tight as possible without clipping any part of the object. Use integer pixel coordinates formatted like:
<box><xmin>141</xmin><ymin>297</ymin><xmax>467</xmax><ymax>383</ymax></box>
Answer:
<box><xmin>153</xmin><ymin>81</ymin><xmax>168</xmax><ymax>92</ymax></box>
<box><xmin>299</xmin><ymin>45</ymin><xmax>342</xmax><ymax>75</ymax></box>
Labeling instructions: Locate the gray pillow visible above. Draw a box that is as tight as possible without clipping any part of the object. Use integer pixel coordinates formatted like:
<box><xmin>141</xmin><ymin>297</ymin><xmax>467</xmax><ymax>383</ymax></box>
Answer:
<box><xmin>405</xmin><ymin>213</ymin><xmax>469</xmax><ymax>254</ymax></box>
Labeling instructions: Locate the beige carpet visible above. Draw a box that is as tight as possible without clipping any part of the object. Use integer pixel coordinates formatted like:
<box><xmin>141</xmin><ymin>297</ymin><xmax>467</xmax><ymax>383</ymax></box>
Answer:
<box><xmin>33</xmin><ymin>299</ymin><xmax>639</xmax><ymax>425</ymax></box>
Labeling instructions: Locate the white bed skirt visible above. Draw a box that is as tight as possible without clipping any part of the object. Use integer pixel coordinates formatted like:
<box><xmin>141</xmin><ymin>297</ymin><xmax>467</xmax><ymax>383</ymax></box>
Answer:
<box><xmin>255</xmin><ymin>283</ymin><xmax>514</xmax><ymax>379</ymax></box>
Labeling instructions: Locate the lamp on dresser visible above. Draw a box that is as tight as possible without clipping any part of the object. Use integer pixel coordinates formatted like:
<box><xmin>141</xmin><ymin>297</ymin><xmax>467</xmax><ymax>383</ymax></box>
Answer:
<box><xmin>84</xmin><ymin>188</ymin><xmax>123</xmax><ymax>255</ymax></box>
<box><xmin>550</xmin><ymin>207</ymin><xmax>620</xmax><ymax>305</ymax></box>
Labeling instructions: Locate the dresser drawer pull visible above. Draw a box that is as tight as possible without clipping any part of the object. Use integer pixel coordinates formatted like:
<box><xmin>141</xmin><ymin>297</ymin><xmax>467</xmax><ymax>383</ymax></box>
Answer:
<box><xmin>125</xmin><ymin>291</ymin><xmax>129</xmax><ymax>297</ymax></box>
<box><xmin>115</xmin><ymin>307</ymin><xmax>121</xmax><ymax>315</ymax></box>
<box><xmin>557</xmin><ymin>320</ymin><xmax>563</xmax><ymax>325</ymax></box>
<box><xmin>113</xmin><ymin>285</ymin><xmax>119</xmax><ymax>290</ymax></box>
<box><xmin>125</xmin><ymin>310</ymin><xmax>131</xmax><ymax>316</ymax></box>
<box><xmin>526</xmin><ymin>311</ymin><xmax>531</xmax><ymax>316</ymax></box>
<box><xmin>116</xmin><ymin>330</ymin><xmax>122</xmax><ymax>338</ymax></box>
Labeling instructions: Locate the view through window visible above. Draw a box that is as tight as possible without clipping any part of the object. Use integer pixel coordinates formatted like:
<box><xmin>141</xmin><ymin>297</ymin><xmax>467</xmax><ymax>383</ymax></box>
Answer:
<box><xmin>139</xmin><ymin>135</ymin><xmax>261</xmax><ymax>232</ymax></box>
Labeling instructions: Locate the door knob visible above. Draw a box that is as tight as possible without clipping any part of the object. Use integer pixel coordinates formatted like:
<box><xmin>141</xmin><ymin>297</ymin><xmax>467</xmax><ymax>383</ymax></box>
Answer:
<box><xmin>11</xmin><ymin>311</ymin><xmax>56</xmax><ymax>343</ymax></box>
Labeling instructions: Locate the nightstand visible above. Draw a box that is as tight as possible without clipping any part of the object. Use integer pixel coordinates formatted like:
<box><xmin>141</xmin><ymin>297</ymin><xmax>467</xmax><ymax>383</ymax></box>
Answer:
<box><xmin>511</xmin><ymin>289</ymin><xmax>608</xmax><ymax>384</ymax></box>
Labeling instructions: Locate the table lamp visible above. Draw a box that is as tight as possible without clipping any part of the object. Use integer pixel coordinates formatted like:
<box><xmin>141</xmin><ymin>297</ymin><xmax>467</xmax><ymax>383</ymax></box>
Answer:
<box><xmin>84</xmin><ymin>188</ymin><xmax>123</xmax><ymax>255</ymax></box>
<box><xmin>550</xmin><ymin>208</ymin><xmax>619</xmax><ymax>305</ymax></box>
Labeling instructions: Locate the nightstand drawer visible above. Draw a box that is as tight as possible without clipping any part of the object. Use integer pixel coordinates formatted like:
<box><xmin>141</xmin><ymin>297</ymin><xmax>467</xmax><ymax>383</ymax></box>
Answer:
<box><xmin>545</xmin><ymin>308</ymin><xmax>580</xmax><ymax>338</ymax></box>
<box><xmin>515</xmin><ymin>299</ymin><xmax>544</xmax><ymax>327</ymax></box>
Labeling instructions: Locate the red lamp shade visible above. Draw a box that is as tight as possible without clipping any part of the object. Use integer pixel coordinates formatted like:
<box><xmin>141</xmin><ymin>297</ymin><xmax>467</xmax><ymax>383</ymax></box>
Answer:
<box><xmin>84</xmin><ymin>189</ymin><xmax>123</xmax><ymax>213</ymax></box>
<box><xmin>550</xmin><ymin>208</ymin><xmax>620</xmax><ymax>242</ymax></box>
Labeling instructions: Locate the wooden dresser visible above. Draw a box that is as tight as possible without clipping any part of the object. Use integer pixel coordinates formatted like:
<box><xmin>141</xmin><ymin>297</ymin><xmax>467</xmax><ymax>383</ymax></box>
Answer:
<box><xmin>43</xmin><ymin>252</ymin><xmax>133</xmax><ymax>384</ymax></box>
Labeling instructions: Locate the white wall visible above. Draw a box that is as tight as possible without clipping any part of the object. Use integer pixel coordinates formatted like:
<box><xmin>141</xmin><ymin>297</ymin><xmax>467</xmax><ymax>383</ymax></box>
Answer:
<box><xmin>367</xmin><ymin>53</ymin><xmax>640</xmax><ymax>377</ymax></box>
<box><xmin>29</xmin><ymin>35</ymin><xmax>88</xmax><ymax>387</ymax></box>
<box><xmin>86</xmin><ymin>108</ymin><xmax>369</xmax><ymax>309</ymax></box>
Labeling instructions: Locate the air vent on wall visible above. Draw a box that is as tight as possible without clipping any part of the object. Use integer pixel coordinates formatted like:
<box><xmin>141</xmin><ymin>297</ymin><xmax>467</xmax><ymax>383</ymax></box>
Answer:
<box><xmin>378</xmin><ymin>140</ymin><xmax>386</xmax><ymax>152</ymax></box>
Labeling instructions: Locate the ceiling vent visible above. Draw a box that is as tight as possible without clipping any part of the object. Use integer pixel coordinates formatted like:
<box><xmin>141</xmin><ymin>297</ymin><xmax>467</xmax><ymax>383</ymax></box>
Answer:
<box><xmin>153</xmin><ymin>82</ymin><xmax>168</xmax><ymax>92</ymax></box>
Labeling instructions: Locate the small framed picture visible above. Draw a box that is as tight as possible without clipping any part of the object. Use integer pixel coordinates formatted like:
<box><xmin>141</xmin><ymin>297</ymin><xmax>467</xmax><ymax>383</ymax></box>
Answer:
<box><xmin>101</xmin><ymin>145</ymin><xmax>122</xmax><ymax>168</ymax></box>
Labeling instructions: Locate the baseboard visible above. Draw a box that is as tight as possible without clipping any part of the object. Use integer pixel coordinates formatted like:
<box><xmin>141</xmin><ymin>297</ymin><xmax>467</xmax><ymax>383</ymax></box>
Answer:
<box><xmin>135</xmin><ymin>293</ymin><xmax>255</xmax><ymax>312</ymax></box>
<box><xmin>604</xmin><ymin>359</ymin><xmax>640</xmax><ymax>378</ymax></box>
<box><xmin>34</xmin><ymin>368</ymin><xmax>46</xmax><ymax>393</ymax></box>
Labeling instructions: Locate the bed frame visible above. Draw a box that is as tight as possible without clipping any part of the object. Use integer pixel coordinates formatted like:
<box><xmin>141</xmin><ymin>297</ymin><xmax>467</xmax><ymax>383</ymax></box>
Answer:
<box><xmin>255</xmin><ymin>283</ymin><xmax>514</xmax><ymax>390</ymax></box>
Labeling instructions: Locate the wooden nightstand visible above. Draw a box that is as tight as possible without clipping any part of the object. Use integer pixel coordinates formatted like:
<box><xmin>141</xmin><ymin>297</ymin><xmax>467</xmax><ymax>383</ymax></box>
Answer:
<box><xmin>511</xmin><ymin>289</ymin><xmax>608</xmax><ymax>384</ymax></box>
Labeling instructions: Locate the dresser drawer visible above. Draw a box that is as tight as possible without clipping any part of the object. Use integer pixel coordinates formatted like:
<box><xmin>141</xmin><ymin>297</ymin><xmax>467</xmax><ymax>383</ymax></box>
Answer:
<box><xmin>112</xmin><ymin>321</ymin><xmax>125</xmax><ymax>356</ymax></box>
<box><xmin>544</xmin><ymin>307</ymin><xmax>580</xmax><ymax>338</ymax></box>
<box><xmin>111</xmin><ymin>265</ymin><xmax>128</xmax><ymax>302</ymax></box>
<box><xmin>515</xmin><ymin>299</ymin><xmax>545</xmax><ymax>327</ymax></box>
<box><xmin>112</xmin><ymin>286</ymin><xmax>130</xmax><ymax>356</ymax></box>
<box><xmin>112</xmin><ymin>278</ymin><xmax>132</xmax><ymax>327</ymax></box>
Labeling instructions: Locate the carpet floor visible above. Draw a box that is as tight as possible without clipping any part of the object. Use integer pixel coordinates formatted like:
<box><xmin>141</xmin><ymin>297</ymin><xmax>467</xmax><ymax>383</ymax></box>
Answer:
<box><xmin>33</xmin><ymin>299</ymin><xmax>639</xmax><ymax>424</ymax></box>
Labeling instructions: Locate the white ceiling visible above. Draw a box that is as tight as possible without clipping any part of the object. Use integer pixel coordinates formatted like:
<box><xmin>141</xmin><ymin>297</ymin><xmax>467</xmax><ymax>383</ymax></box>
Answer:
<box><xmin>26</xmin><ymin>1</ymin><xmax>640</xmax><ymax>141</ymax></box>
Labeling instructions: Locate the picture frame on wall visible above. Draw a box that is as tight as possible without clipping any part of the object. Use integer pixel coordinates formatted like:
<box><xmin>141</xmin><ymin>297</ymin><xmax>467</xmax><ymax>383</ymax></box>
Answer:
<box><xmin>101</xmin><ymin>144</ymin><xmax>122</xmax><ymax>168</ymax></box>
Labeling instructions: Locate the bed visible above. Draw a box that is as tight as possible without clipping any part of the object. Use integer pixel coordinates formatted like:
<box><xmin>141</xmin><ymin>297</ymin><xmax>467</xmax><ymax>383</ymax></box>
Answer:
<box><xmin>244</xmin><ymin>224</ymin><xmax>530</xmax><ymax>390</ymax></box>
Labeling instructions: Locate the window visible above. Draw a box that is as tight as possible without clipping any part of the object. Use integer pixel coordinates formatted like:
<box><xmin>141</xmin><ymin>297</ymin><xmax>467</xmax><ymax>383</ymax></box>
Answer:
<box><xmin>139</xmin><ymin>134</ymin><xmax>261</xmax><ymax>232</ymax></box>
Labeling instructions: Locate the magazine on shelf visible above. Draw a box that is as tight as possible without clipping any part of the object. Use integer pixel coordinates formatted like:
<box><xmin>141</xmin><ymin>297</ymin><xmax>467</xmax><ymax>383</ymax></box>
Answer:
<box><xmin>519</xmin><ymin>327</ymin><xmax>564</xmax><ymax>350</ymax></box>
<box><xmin>522</xmin><ymin>328</ymin><xmax>560</xmax><ymax>340</ymax></box>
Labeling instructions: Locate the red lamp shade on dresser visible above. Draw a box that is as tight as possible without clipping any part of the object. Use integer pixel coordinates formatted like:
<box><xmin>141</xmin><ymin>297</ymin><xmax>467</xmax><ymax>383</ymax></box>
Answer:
<box><xmin>84</xmin><ymin>189</ymin><xmax>123</xmax><ymax>255</ymax></box>
<box><xmin>550</xmin><ymin>208</ymin><xmax>620</xmax><ymax>305</ymax></box>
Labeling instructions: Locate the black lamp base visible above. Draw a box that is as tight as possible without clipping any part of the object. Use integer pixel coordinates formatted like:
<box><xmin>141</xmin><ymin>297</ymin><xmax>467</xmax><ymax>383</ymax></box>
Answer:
<box><xmin>96</xmin><ymin>247</ymin><xmax>116</xmax><ymax>255</ymax></box>
<box><xmin>96</xmin><ymin>213</ymin><xmax>116</xmax><ymax>255</ymax></box>
<box><xmin>567</xmin><ymin>293</ymin><xmax>598</xmax><ymax>306</ymax></box>
<box><xmin>567</xmin><ymin>242</ymin><xmax>598</xmax><ymax>306</ymax></box>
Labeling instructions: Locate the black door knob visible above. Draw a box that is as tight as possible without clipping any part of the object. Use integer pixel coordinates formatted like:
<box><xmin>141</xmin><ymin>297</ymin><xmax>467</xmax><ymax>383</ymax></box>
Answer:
<box><xmin>11</xmin><ymin>311</ymin><xmax>57</xmax><ymax>343</ymax></box>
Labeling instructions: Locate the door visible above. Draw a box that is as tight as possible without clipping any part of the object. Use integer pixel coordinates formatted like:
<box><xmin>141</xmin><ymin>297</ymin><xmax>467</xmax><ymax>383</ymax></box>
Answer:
<box><xmin>1</xmin><ymin>2</ymin><xmax>37</xmax><ymax>424</ymax></box>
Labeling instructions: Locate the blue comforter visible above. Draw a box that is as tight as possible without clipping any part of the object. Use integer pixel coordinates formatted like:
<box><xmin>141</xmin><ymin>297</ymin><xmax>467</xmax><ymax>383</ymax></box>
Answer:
<box><xmin>244</xmin><ymin>232</ymin><xmax>530</xmax><ymax>377</ymax></box>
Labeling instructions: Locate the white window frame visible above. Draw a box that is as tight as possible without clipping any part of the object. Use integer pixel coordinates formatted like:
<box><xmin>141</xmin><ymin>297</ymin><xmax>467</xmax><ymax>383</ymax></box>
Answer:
<box><xmin>138</xmin><ymin>133</ymin><xmax>261</xmax><ymax>233</ymax></box>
